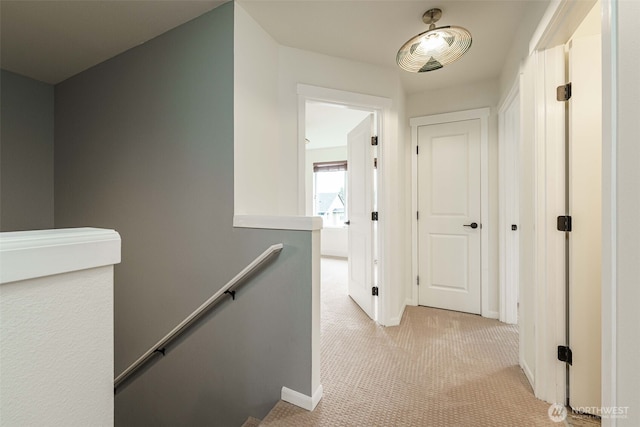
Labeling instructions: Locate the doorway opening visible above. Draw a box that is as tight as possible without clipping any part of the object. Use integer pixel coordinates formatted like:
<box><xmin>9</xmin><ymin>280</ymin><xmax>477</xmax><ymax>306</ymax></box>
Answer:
<box><xmin>410</xmin><ymin>108</ymin><xmax>492</xmax><ymax>318</ymax></box>
<box><xmin>517</xmin><ymin>0</ymin><xmax>603</xmax><ymax>410</ymax></box>
<box><xmin>298</xmin><ymin>84</ymin><xmax>389</xmax><ymax>324</ymax></box>
<box><xmin>305</xmin><ymin>101</ymin><xmax>379</xmax><ymax>321</ymax></box>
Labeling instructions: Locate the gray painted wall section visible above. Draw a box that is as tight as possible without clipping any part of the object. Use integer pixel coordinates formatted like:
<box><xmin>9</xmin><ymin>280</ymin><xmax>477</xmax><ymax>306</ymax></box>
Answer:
<box><xmin>0</xmin><ymin>70</ymin><xmax>54</xmax><ymax>231</ymax></box>
<box><xmin>54</xmin><ymin>3</ymin><xmax>312</xmax><ymax>426</ymax></box>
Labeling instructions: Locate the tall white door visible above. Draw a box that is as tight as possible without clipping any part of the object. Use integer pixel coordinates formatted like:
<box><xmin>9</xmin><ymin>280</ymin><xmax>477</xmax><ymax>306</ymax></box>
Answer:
<box><xmin>347</xmin><ymin>114</ymin><xmax>375</xmax><ymax>320</ymax></box>
<box><xmin>417</xmin><ymin>120</ymin><xmax>481</xmax><ymax>314</ymax></box>
<box><xmin>568</xmin><ymin>32</ymin><xmax>602</xmax><ymax>413</ymax></box>
<box><xmin>500</xmin><ymin>94</ymin><xmax>520</xmax><ymax>324</ymax></box>
<box><xmin>518</xmin><ymin>62</ymin><xmax>537</xmax><ymax>388</ymax></box>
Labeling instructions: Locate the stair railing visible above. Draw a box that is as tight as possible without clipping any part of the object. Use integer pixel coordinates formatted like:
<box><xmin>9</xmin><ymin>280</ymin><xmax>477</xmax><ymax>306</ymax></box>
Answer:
<box><xmin>114</xmin><ymin>243</ymin><xmax>284</xmax><ymax>392</ymax></box>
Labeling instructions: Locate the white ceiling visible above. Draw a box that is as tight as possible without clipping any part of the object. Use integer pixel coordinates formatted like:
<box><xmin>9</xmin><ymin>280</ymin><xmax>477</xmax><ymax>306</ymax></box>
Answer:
<box><xmin>305</xmin><ymin>102</ymin><xmax>371</xmax><ymax>150</ymax></box>
<box><xmin>1</xmin><ymin>0</ymin><xmax>548</xmax><ymax>92</ymax></box>
<box><xmin>1</xmin><ymin>1</ymin><xmax>549</xmax><ymax>154</ymax></box>
<box><xmin>239</xmin><ymin>0</ymin><xmax>549</xmax><ymax>94</ymax></box>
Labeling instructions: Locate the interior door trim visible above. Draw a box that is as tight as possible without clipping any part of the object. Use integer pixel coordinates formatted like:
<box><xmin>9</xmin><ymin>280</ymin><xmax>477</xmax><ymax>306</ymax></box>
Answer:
<box><xmin>297</xmin><ymin>83</ymin><xmax>397</xmax><ymax>326</ymax></box>
<box><xmin>410</xmin><ymin>107</ymin><xmax>493</xmax><ymax>318</ymax></box>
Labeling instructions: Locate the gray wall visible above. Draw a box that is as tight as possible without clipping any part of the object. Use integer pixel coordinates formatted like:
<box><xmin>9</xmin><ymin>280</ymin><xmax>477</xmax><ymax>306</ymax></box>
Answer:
<box><xmin>0</xmin><ymin>69</ymin><xmax>54</xmax><ymax>231</ymax></box>
<box><xmin>54</xmin><ymin>3</ymin><xmax>312</xmax><ymax>426</ymax></box>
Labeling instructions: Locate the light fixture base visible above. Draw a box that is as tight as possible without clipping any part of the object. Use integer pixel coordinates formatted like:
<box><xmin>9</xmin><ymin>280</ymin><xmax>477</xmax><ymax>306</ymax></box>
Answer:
<box><xmin>422</xmin><ymin>8</ymin><xmax>442</xmax><ymax>25</ymax></box>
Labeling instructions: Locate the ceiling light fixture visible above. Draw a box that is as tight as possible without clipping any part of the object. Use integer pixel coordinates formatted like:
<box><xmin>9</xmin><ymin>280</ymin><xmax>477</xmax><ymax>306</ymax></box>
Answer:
<box><xmin>396</xmin><ymin>8</ymin><xmax>472</xmax><ymax>73</ymax></box>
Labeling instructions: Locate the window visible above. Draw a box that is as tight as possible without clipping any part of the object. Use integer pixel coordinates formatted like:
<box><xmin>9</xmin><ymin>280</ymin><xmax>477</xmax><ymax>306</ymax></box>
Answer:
<box><xmin>313</xmin><ymin>161</ymin><xmax>347</xmax><ymax>227</ymax></box>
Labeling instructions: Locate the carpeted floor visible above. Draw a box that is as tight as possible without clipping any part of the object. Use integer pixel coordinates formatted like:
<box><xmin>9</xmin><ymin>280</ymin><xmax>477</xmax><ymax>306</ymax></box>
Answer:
<box><xmin>258</xmin><ymin>258</ymin><xmax>563</xmax><ymax>426</ymax></box>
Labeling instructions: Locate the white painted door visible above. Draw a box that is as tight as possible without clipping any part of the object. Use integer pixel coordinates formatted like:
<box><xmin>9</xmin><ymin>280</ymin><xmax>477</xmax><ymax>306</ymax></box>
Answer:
<box><xmin>347</xmin><ymin>114</ymin><xmax>375</xmax><ymax>319</ymax></box>
<box><xmin>417</xmin><ymin>120</ymin><xmax>481</xmax><ymax>314</ymax></box>
<box><xmin>518</xmin><ymin>62</ymin><xmax>537</xmax><ymax>388</ymax></box>
<box><xmin>568</xmin><ymin>32</ymin><xmax>602</xmax><ymax>413</ymax></box>
<box><xmin>500</xmin><ymin>91</ymin><xmax>521</xmax><ymax>325</ymax></box>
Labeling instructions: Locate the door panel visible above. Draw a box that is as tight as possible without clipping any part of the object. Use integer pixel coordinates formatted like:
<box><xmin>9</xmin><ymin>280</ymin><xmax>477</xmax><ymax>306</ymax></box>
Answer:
<box><xmin>430</xmin><ymin>235</ymin><xmax>468</xmax><ymax>291</ymax></box>
<box><xmin>568</xmin><ymin>32</ymin><xmax>602</xmax><ymax>413</ymax></box>
<box><xmin>431</xmin><ymin>135</ymin><xmax>469</xmax><ymax>215</ymax></box>
<box><xmin>418</xmin><ymin>120</ymin><xmax>481</xmax><ymax>314</ymax></box>
<box><xmin>347</xmin><ymin>114</ymin><xmax>374</xmax><ymax>319</ymax></box>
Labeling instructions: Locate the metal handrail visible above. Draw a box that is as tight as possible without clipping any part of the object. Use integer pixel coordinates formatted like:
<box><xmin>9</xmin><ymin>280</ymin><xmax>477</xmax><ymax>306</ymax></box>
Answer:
<box><xmin>114</xmin><ymin>243</ymin><xmax>284</xmax><ymax>391</ymax></box>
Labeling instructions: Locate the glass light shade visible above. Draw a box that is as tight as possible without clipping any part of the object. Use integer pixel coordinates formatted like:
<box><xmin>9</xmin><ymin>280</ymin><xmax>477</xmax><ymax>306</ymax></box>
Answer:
<box><xmin>396</xmin><ymin>26</ymin><xmax>472</xmax><ymax>73</ymax></box>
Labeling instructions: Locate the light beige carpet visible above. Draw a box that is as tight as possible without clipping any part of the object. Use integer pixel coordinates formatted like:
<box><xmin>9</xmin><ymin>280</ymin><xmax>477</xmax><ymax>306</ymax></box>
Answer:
<box><xmin>259</xmin><ymin>258</ymin><xmax>563</xmax><ymax>426</ymax></box>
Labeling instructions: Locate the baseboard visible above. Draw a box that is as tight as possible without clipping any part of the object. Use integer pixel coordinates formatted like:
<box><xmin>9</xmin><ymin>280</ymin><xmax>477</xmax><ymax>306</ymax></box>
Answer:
<box><xmin>320</xmin><ymin>254</ymin><xmax>347</xmax><ymax>260</ymax></box>
<box><xmin>522</xmin><ymin>360</ymin><xmax>535</xmax><ymax>389</ymax></box>
<box><xmin>281</xmin><ymin>385</ymin><xmax>323</xmax><ymax>411</ymax></box>
<box><xmin>387</xmin><ymin>299</ymin><xmax>410</xmax><ymax>326</ymax></box>
<box><xmin>484</xmin><ymin>310</ymin><xmax>499</xmax><ymax>320</ymax></box>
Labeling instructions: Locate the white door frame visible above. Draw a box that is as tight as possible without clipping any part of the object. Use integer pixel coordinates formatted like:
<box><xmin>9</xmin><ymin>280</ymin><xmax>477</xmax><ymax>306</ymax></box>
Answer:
<box><xmin>498</xmin><ymin>79</ymin><xmax>521</xmax><ymax>325</ymax></box>
<box><xmin>410</xmin><ymin>107</ymin><xmax>493</xmax><ymax>318</ymax></box>
<box><xmin>527</xmin><ymin>0</ymin><xmax>606</xmax><ymax>407</ymax></box>
<box><xmin>526</xmin><ymin>4</ymin><xmax>635</xmax><ymax>423</ymax></box>
<box><xmin>297</xmin><ymin>84</ymin><xmax>392</xmax><ymax>324</ymax></box>
<box><xmin>532</xmin><ymin>45</ymin><xmax>568</xmax><ymax>405</ymax></box>
<box><xmin>600</xmin><ymin>1</ymin><xmax>618</xmax><ymax>424</ymax></box>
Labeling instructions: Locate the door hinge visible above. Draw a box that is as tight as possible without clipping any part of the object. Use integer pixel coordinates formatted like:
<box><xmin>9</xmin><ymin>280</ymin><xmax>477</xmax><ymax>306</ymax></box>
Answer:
<box><xmin>417</xmin><ymin>276</ymin><xmax>420</xmax><ymax>286</ymax></box>
<box><xmin>372</xmin><ymin>286</ymin><xmax>379</xmax><ymax>296</ymax></box>
<box><xmin>557</xmin><ymin>215</ymin><xmax>572</xmax><ymax>232</ymax></box>
<box><xmin>557</xmin><ymin>345</ymin><xmax>573</xmax><ymax>365</ymax></box>
<box><xmin>416</xmin><ymin>145</ymin><xmax>419</xmax><ymax>155</ymax></box>
<box><xmin>557</xmin><ymin>82</ymin><xmax>572</xmax><ymax>101</ymax></box>
<box><xmin>374</xmin><ymin>158</ymin><xmax>378</xmax><ymax>169</ymax></box>
<box><xmin>371</xmin><ymin>211</ymin><xmax>378</xmax><ymax>221</ymax></box>
<box><xmin>417</xmin><ymin>211</ymin><xmax>419</xmax><ymax>220</ymax></box>
<box><xmin>371</xmin><ymin>136</ymin><xmax>379</xmax><ymax>146</ymax></box>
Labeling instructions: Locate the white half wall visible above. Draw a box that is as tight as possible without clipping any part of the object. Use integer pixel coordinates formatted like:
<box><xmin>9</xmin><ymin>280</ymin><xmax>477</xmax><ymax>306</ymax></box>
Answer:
<box><xmin>0</xmin><ymin>228</ymin><xmax>121</xmax><ymax>427</ymax></box>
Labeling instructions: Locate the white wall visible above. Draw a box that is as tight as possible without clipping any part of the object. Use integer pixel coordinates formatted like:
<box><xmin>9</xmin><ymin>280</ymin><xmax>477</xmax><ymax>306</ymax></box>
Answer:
<box><xmin>1</xmin><ymin>268</ymin><xmax>114</xmax><ymax>426</ymax></box>
<box><xmin>320</xmin><ymin>228</ymin><xmax>348</xmax><ymax>259</ymax></box>
<box><xmin>603</xmin><ymin>1</ymin><xmax>640</xmax><ymax>424</ymax></box>
<box><xmin>234</xmin><ymin>3</ymin><xmax>281</xmax><ymax>215</ymax></box>
<box><xmin>235</xmin><ymin>5</ymin><xmax>408</xmax><ymax>324</ymax></box>
<box><xmin>306</xmin><ymin>146</ymin><xmax>348</xmax><ymax>258</ymax></box>
<box><xmin>407</xmin><ymin>79</ymin><xmax>500</xmax><ymax>316</ymax></box>
<box><xmin>277</xmin><ymin>46</ymin><xmax>404</xmax><ymax>214</ymax></box>
<box><xmin>498</xmin><ymin>1</ymin><xmax>551</xmax><ymax>104</ymax></box>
